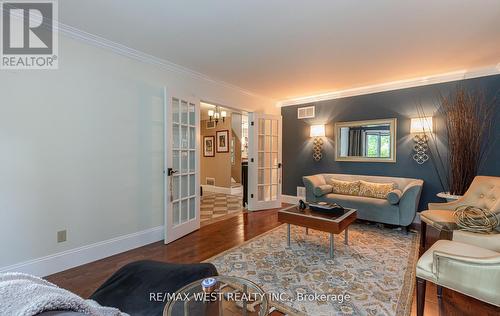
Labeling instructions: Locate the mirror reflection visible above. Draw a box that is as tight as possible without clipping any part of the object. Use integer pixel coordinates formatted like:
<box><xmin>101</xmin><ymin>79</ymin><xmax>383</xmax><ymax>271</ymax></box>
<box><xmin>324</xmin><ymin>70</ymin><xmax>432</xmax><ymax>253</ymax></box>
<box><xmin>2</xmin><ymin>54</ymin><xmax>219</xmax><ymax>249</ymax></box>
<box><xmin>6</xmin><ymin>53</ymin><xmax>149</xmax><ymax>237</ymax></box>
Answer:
<box><xmin>335</xmin><ymin>118</ymin><xmax>396</xmax><ymax>162</ymax></box>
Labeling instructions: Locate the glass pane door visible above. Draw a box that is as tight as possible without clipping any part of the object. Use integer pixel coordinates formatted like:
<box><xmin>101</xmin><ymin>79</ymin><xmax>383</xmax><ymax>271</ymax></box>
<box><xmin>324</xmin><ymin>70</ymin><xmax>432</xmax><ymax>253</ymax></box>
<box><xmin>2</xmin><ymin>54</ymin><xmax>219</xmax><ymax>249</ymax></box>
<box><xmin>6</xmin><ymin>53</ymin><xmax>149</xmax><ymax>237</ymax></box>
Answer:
<box><xmin>165</xmin><ymin>92</ymin><xmax>200</xmax><ymax>244</ymax></box>
<box><xmin>248</xmin><ymin>113</ymin><xmax>282</xmax><ymax>211</ymax></box>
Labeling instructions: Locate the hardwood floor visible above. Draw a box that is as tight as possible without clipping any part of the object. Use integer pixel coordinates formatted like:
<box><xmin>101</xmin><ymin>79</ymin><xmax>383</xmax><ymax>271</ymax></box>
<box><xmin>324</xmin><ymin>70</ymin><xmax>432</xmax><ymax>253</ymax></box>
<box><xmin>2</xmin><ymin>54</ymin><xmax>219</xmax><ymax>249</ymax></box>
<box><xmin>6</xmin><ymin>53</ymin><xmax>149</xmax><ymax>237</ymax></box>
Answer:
<box><xmin>46</xmin><ymin>207</ymin><xmax>283</xmax><ymax>298</ymax></box>
<box><xmin>46</xmin><ymin>207</ymin><xmax>499</xmax><ymax>316</ymax></box>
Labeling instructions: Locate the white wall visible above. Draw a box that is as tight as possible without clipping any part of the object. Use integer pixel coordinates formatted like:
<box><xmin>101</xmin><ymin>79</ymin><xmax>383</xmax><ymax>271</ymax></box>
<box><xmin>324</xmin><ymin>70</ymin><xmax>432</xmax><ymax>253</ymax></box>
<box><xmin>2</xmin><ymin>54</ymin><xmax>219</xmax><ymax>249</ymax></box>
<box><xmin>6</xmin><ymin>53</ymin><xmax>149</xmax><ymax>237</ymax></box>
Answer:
<box><xmin>0</xmin><ymin>35</ymin><xmax>277</xmax><ymax>274</ymax></box>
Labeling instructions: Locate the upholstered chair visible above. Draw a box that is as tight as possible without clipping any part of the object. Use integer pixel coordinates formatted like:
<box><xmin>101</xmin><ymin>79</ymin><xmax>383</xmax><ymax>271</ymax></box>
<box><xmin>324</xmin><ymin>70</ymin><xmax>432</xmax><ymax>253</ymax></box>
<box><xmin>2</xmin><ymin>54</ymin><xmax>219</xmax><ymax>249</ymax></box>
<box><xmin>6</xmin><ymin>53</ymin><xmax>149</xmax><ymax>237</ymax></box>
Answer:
<box><xmin>416</xmin><ymin>231</ymin><xmax>500</xmax><ymax>316</ymax></box>
<box><xmin>419</xmin><ymin>176</ymin><xmax>500</xmax><ymax>250</ymax></box>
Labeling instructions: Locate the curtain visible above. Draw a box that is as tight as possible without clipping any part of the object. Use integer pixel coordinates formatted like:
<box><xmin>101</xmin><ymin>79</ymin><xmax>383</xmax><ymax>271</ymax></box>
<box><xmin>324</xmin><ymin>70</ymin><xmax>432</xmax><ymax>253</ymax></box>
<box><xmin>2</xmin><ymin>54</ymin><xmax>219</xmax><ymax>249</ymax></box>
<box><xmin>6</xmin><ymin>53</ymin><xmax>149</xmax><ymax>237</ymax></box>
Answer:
<box><xmin>348</xmin><ymin>129</ymin><xmax>363</xmax><ymax>156</ymax></box>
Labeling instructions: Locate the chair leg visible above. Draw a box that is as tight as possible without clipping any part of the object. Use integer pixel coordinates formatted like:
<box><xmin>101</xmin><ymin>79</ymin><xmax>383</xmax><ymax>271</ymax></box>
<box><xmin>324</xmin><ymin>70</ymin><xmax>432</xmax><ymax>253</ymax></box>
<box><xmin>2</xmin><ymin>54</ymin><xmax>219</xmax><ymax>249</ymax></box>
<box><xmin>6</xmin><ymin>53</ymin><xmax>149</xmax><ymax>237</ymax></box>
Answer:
<box><xmin>416</xmin><ymin>277</ymin><xmax>426</xmax><ymax>316</ymax></box>
<box><xmin>420</xmin><ymin>221</ymin><xmax>427</xmax><ymax>253</ymax></box>
<box><xmin>437</xmin><ymin>285</ymin><xmax>443</xmax><ymax>316</ymax></box>
<box><xmin>439</xmin><ymin>229</ymin><xmax>453</xmax><ymax>241</ymax></box>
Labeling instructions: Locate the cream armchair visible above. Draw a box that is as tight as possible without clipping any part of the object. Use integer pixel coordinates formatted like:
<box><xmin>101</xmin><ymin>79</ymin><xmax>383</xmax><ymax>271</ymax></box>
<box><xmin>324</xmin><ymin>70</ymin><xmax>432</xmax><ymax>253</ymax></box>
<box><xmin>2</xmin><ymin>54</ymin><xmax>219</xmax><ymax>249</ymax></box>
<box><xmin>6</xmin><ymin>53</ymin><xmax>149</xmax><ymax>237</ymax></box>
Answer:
<box><xmin>416</xmin><ymin>231</ymin><xmax>500</xmax><ymax>316</ymax></box>
<box><xmin>420</xmin><ymin>176</ymin><xmax>500</xmax><ymax>250</ymax></box>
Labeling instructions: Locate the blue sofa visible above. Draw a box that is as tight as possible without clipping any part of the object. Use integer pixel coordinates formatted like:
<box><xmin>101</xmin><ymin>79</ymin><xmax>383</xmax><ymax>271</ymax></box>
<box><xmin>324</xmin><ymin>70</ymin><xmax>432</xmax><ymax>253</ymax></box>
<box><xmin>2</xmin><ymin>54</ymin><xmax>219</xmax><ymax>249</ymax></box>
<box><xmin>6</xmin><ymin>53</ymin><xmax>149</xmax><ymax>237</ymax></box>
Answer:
<box><xmin>303</xmin><ymin>173</ymin><xmax>423</xmax><ymax>227</ymax></box>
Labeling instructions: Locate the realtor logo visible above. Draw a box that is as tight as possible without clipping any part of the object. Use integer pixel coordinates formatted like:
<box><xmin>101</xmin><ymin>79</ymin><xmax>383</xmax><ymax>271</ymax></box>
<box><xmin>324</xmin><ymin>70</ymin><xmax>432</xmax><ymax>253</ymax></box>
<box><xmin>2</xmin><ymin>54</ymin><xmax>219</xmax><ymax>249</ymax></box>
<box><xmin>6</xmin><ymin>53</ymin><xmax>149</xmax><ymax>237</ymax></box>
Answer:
<box><xmin>1</xmin><ymin>0</ymin><xmax>58</xmax><ymax>69</ymax></box>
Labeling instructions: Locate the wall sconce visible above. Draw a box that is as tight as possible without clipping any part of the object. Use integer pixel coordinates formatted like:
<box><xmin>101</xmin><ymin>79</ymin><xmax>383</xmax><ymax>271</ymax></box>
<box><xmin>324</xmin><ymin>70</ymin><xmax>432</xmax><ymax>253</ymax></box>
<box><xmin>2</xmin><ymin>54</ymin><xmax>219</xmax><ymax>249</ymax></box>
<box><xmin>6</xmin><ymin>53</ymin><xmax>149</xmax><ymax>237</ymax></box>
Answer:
<box><xmin>310</xmin><ymin>124</ymin><xmax>325</xmax><ymax>161</ymax></box>
<box><xmin>410</xmin><ymin>117</ymin><xmax>433</xmax><ymax>164</ymax></box>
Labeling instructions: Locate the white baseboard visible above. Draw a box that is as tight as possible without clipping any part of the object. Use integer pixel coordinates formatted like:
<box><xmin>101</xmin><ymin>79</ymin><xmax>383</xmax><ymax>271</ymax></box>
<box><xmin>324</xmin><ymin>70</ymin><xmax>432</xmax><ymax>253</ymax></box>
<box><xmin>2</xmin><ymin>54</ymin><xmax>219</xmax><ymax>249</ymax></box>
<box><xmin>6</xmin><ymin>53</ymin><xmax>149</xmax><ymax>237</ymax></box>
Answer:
<box><xmin>202</xmin><ymin>184</ymin><xmax>241</xmax><ymax>195</ymax></box>
<box><xmin>281</xmin><ymin>194</ymin><xmax>300</xmax><ymax>204</ymax></box>
<box><xmin>0</xmin><ymin>226</ymin><xmax>164</xmax><ymax>277</ymax></box>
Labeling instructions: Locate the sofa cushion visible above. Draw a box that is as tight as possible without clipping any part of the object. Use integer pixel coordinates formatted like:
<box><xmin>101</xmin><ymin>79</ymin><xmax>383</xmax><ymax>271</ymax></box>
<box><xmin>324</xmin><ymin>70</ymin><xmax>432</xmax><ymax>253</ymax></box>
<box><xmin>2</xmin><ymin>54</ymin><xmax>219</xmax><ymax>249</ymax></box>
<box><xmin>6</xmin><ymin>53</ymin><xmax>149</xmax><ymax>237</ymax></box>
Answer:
<box><xmin>328</xmin><ymin>179</ymin><xmax>360</xmax><ymax>196</ymax></box>
<box><xmin>321</xmin><ymin>193</ymin><xmax>400</xmax><ymax>225</ymax></box>
<box><xmin>359</xmin><ymin>180</ymin><xmax>395</xmax><ymax>199</ymax></box>
<box><xmin>387</xmin><ymin>189</ymin><xmax>403</xmax><ymax>205</ymax></box>
<box><xmin>313</xmin><ymin>184</ymin><xmax>333</xmax><ymax>197</ymax></box>
<box><xmin>305</xmin><ymin>174</ymin><xmax>327</xmax><ymax>187</ymax></box>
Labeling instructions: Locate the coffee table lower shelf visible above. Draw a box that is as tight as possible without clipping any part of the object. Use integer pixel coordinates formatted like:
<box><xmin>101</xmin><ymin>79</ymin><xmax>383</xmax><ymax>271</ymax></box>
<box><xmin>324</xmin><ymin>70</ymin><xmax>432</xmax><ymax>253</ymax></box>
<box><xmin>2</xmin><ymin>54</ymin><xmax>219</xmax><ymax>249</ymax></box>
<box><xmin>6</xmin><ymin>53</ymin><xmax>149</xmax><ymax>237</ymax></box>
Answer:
<box><xmin>278</xmin><ymin>205</ymin><xmax>357</xmax><ymax>258</ymax></box>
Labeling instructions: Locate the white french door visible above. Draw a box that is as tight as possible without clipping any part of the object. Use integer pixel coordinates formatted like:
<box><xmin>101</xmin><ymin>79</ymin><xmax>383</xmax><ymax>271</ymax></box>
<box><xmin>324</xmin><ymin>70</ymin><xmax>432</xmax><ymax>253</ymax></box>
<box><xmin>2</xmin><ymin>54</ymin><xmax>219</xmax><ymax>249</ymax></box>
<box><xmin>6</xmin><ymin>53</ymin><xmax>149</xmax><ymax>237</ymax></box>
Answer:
<box><xmin>164</xmin><ymin>90</ymin><xmax>200</xmax><ymax>244</ymax></box>
<box><xmin>247</xmin><ymin>113</ymin><xmax>282</xmax><ymax>211</ymax></box>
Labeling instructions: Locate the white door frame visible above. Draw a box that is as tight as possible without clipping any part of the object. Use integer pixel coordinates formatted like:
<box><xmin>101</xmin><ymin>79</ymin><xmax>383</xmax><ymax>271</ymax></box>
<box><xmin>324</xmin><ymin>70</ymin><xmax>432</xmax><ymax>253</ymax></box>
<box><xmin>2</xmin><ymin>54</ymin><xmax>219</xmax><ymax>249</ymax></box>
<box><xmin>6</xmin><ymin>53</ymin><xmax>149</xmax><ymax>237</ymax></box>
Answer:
<box><xmin>163</xmin><ymin>88</ymin><xmax>201</xmax><ymax>244</ymax></box>
<box><xmin>247</xmin><ymin>113</ymin><xmax>282</xmax><ymax>211</ymax></box>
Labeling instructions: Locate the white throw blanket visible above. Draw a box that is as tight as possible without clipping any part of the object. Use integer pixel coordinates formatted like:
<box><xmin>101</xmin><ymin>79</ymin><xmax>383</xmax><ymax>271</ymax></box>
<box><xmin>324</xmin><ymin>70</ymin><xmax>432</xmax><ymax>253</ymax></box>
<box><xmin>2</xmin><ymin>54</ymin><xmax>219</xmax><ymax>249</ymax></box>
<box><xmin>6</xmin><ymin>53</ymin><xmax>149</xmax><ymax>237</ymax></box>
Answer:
<box><xmin>0</xmin><ymin>273</ymin><xmax>129</xmax><ymax>316</ymax></box>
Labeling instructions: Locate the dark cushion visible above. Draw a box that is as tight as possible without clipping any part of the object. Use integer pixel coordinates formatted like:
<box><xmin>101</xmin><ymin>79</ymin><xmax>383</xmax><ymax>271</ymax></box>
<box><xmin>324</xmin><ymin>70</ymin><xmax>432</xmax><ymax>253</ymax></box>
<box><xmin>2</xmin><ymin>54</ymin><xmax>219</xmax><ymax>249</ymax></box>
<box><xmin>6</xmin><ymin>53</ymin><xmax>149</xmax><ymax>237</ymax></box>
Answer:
<box><xmin>90</xmin><ymin>260</ymin><xmax>218</xmax><ymax>316</ymax></box>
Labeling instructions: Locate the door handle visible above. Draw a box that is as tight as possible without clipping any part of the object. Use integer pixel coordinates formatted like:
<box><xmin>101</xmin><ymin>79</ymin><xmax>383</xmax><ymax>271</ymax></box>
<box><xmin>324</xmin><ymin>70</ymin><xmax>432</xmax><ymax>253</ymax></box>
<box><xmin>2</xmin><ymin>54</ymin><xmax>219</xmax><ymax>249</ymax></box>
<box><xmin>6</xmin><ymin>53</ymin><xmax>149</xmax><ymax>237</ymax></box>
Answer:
<box><xmin>167</xmin><ymin>168</ymin><xmax>178</xmax><ymax>202</ymax></box>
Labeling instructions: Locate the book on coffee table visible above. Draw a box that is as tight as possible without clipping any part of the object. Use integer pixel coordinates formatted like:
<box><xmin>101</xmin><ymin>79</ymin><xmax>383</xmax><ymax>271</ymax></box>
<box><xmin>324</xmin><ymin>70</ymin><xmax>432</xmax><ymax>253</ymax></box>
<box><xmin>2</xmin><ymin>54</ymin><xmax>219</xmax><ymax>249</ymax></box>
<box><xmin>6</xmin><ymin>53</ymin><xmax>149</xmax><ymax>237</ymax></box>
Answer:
<box><xmin>308</xmin><ymin>202</ymin><xmax>346</xmax><ymax>213</ymax></box>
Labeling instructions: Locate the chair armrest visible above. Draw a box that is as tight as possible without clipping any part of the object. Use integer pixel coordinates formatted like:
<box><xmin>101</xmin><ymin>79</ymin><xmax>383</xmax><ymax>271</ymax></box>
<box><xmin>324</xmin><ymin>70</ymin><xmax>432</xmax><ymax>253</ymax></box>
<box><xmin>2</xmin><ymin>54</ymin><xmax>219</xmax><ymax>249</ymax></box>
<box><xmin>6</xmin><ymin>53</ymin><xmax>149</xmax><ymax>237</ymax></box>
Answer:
<box><xmin>433</xmin><ymin>251</ymin><xmax>500</xmax><ymax>306</ymax></box>
<box><xmin>428</xmin><ymin>200</ymin><xmax>463</xmax><ymax>211</ymax></box>
<box><xmin>453</xmin><ymin>230</ymin><xmax>500</xmax><ymax>252</ymax></box>
<box><xmin>398</xmin><ymin>180</ymin><xmax>423</xmax><ymax>226</ymax></box>
<box><xmin>434</xmin><ymin>251</ymin><xmax>500</xmax><ymax>267</ymax></box>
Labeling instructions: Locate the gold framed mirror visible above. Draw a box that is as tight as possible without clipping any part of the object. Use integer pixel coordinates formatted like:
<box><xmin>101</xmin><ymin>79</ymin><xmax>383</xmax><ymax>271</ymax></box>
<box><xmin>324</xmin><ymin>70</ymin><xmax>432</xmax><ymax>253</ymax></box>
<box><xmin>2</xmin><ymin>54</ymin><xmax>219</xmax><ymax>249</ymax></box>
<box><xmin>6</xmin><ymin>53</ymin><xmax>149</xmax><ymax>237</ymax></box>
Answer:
<box><xmin>335</xmin><ymin>118</ymin><xmax>397</xmax><ymax>163</ymax></box>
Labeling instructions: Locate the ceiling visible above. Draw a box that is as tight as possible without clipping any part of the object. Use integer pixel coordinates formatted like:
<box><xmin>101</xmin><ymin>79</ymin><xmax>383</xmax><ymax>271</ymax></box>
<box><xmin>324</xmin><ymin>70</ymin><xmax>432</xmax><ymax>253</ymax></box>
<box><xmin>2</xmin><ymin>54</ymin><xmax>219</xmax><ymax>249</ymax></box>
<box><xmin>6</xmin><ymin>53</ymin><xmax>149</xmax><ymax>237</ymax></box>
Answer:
<box><xmin>59</xmin><ymin>1</ymin><xmax>500</xmax><ymax>101</ymax></box>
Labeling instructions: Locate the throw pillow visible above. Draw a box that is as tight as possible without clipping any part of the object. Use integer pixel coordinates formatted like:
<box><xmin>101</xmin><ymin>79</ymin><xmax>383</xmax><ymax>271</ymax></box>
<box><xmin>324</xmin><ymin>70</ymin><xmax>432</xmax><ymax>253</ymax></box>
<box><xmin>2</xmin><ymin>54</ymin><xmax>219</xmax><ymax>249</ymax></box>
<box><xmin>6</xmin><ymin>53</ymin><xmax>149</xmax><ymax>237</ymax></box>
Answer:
<box><xmin>359</xmin><ymin>180</ymin><xmax>396</xmax><ymax>199</ymax></box>
<box><xmin>387</xmin><ymin>189</ymin><xmax>403</xmax><ymax>204</ymax></box>
<box><xmin>329</xmin><ymin>179</ymin><xmax>361</xmax><ymax>196</ymax></box>
<box><xmin>313</xmin><ymin>184</ymin><xmax>333</xmax><ymax>197</ymax></box>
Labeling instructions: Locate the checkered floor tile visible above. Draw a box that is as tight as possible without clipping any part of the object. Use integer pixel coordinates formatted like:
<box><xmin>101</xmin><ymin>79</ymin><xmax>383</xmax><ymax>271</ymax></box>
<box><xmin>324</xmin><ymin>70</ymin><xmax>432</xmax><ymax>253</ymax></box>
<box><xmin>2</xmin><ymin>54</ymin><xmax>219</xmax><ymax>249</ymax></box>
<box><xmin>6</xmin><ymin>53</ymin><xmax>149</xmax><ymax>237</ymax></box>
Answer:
<box><xmin>201</xmin><ymin>192</ymin><xmax>243</xmax><ymax>222</ymax></box>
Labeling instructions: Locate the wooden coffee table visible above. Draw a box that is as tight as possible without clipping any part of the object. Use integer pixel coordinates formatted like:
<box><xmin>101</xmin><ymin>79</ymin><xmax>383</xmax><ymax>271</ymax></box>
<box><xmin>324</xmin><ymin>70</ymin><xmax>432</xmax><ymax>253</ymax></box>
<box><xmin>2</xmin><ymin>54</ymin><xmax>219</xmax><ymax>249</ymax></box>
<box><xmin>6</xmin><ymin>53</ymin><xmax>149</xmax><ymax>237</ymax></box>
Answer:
<box><xmin>278</xmin><ymin>205</ymin><xmax>357</xmax><ymax>258</ymax></box>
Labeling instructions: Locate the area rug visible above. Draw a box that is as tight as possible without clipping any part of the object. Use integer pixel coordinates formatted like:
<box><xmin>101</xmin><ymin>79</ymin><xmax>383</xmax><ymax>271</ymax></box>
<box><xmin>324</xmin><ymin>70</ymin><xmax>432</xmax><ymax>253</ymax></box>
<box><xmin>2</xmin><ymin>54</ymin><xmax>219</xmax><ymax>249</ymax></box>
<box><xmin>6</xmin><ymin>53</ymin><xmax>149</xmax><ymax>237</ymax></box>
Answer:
<box><xmin>206</xmin><ymin>223</ymin><xmax>419</xmax><ymax>316</ymax></box>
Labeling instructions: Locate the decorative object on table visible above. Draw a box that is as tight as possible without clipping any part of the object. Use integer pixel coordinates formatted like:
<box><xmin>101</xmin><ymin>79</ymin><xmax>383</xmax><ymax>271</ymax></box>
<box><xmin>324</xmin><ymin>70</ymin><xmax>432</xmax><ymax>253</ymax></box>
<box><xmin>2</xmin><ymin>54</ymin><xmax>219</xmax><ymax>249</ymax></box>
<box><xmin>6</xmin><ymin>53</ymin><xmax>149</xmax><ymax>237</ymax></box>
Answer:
<box><xmin>201</xmin><ymin>278</ymin><xmax>218</xmax><ymax>293</ymax></box>
<box><xmin>453</xmin><ymin>205</ymin><xmax>499</xmax><ymax>233</ymax></box>
<box><xmin>203</xmin><ymin>136</ymin><xmax>215</xmax><ymax>157</ymax></box>
<box><xmin>298</xmin><ymin>199</ymin><xmax>307</xmax><ymax>210</ymax></box>
<box><xmin>418</xmin><ymin>86</ymin><xmax>496</xmax><ymax>196</ymax></box>
<box><xmin>216</xmin><ymin>130</ymin><xmax>229</xmax><ymax>153</ymax></box>
<box><xmin>164</xmin><ymin>275</ymin><xmax>269</xmax><ymax>316</ymax></box>
<box><xmin>308</xmin><ymin>201</ymin><xmax>346</xmax><ymax>213</ymax></box>
<box><xmin>410</xmin><ymin>116</ymin><xmax>433</xmax><ymax>164</ymax></box>
<box><xmin>208</xmin><ymin>223</ymin><xmax>419</xmax><ymax>316</ymax></box>
<box><xmin>309</xmin><ymin>124</ymin><xmax>325</xmax><ymax>161</ymax></box>
<box><xmin>207</xmin><ymin>105</ymin><xmax>227</xmax><ymax>126</ymax></box>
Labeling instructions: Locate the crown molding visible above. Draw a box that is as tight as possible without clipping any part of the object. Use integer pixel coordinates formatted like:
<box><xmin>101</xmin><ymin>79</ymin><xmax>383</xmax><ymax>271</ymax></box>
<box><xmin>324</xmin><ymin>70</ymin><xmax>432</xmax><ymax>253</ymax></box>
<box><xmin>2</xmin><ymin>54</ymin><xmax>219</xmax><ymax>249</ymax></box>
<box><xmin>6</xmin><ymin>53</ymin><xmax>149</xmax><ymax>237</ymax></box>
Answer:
<box><xmin>54</xmin><ymin>23</ymin><xmax>275</xmax><ymax>103</ymax></box>
<box><xmin>0</xmin><ymin>7</ymin><xmax>274</xmax><ymax>102</ymax></box>
<box><xmin>277</xmin><ymin>65</ymin><xmax>500</xmax><ymax>107</ymax></box>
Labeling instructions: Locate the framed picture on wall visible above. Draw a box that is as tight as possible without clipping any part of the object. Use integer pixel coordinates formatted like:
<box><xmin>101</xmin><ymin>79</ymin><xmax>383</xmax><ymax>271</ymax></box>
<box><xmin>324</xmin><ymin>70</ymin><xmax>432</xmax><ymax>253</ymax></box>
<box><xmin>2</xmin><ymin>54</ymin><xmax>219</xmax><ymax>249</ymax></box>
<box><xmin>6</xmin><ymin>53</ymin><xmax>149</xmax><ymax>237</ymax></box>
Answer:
<box><xmin>203</xmin><ymin>136</ymin><xmax>215</xmax><ymax>157</ymax></box>
<box><xmin>206</xmin><ymin>120</ymin><xmax>216</xmax><ymax>129</ymax></box>
<box><xmin>216</xmin><ymin>130</ymin><xmax>229</xmax><ymax>153</ymax></box>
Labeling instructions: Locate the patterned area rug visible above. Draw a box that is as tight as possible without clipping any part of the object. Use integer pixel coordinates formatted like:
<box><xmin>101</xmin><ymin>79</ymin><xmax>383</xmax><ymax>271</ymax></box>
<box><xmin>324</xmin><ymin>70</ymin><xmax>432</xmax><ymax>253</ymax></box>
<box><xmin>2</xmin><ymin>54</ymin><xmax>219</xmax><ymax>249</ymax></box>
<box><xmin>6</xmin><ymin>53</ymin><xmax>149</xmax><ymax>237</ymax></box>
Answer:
<box><xmin>207</xmin><ymin>223</ymin><xmax>419</xmax><ymax>316</ymax></box>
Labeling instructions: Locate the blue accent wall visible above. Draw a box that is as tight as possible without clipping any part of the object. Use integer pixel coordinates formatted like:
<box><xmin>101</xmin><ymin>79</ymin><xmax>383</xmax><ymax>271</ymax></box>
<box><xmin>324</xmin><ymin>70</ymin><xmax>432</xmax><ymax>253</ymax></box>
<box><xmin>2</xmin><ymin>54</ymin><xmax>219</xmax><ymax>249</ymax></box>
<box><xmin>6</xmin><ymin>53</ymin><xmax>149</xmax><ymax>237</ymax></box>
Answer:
<box><xmin>281</xmin><ymin>75</ymin><xmax>500</xmax><ymax>210</ymax></box>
